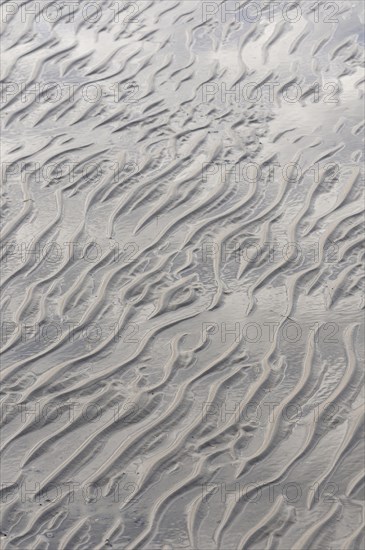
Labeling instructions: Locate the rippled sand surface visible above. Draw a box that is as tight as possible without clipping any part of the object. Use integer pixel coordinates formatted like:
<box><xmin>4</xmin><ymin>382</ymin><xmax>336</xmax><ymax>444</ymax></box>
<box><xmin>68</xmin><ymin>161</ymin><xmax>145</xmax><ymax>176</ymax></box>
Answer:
<box><xmin>1</xmin><ymin>1</ymin><xmax>364</xmax><ymax>548</ymax></box>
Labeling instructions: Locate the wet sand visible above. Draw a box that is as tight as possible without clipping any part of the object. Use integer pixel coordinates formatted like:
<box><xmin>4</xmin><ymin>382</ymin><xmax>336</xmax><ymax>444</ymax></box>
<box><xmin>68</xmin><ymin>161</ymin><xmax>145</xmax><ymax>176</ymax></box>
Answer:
<box><xmin>1</xmin><ymin>1</ymin><xmax>364</xmax><ymax>548</ymax></box>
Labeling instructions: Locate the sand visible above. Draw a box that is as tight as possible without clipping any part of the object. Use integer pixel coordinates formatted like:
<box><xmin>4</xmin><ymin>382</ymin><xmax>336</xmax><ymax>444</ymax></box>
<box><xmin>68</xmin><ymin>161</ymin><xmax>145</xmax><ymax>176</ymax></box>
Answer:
<box><xmin>1</xmin><ymin>1</ymin><xmax>364</xmax><ymax>548</ymax></box>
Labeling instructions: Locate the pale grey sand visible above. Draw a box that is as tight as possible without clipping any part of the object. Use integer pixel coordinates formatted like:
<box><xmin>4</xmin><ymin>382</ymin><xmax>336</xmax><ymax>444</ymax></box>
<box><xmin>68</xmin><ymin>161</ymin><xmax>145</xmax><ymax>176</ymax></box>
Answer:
<box><xmin>0</xmin><ymin>1</ymin><xmax>364</xmax><ymax>549</ymax></box>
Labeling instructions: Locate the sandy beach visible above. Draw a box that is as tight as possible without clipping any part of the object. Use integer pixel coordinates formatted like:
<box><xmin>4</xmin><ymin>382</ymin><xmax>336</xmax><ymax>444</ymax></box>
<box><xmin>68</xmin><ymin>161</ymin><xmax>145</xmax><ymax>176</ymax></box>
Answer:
<box><xmin>1</xmin><ymin>1</ymin><xmax>364</xmax><ymax>548</ymax></box>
